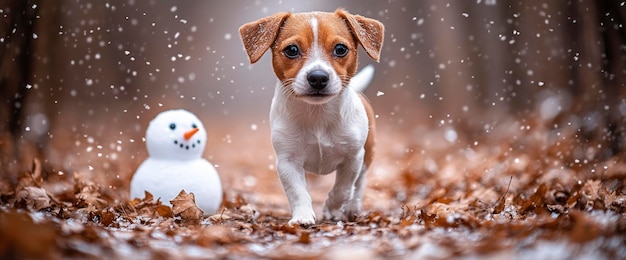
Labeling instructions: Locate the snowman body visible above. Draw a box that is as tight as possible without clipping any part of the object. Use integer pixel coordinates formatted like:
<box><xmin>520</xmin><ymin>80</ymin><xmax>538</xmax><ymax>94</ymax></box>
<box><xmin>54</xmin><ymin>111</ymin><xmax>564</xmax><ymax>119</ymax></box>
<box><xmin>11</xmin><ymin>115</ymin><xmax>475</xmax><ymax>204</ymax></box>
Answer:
<box><xmin>130</xmin><ymin>109</ymin><xmax>222</xmax><ymax>215</ymax></box>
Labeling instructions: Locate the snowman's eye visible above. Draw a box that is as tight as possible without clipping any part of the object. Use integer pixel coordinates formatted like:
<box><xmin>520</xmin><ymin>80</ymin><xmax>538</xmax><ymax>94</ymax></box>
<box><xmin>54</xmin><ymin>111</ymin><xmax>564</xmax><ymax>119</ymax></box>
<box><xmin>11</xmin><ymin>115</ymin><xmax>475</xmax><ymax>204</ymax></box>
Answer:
<box><xmin>169</xmin><ymin>123</ymin><xmax>176</xmax><ymax>130</ymax></box>
<box><xmin>192</xmin><ymin>123</ymin><xmax>198</xmax><ymax>129</ymax></box>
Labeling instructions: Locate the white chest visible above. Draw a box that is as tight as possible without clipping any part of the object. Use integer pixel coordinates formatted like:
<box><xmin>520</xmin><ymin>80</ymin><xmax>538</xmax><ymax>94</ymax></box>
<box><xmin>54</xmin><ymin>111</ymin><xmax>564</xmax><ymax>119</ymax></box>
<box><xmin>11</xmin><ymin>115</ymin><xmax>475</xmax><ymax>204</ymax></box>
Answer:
<box><xmin>272</xmin><ymin>116</ymin><xmax>367</xmax><ymax>175</ymax></box>
<box><xmin>270</xmin><ymin>83</ymin><xmax>369</xmax><ymax>175</ymax></box>
<box><xmin>301</xmin><ymin>129</ymin><xmax>359</xmax><ymax>174</ymax></box>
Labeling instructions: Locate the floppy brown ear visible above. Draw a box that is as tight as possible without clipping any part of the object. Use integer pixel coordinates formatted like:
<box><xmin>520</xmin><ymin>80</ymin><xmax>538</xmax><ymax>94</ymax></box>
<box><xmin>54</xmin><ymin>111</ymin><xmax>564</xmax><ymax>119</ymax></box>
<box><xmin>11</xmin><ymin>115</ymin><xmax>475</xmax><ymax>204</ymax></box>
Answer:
<box><xmin>239</xmin><ymin>12</ymin><xmax>290</xmax><ymax>64</ymax></box>
<box><xmin>336</xmin><ymin>9</ymin><xmax>384</xmax><ymax>62</ymax></box>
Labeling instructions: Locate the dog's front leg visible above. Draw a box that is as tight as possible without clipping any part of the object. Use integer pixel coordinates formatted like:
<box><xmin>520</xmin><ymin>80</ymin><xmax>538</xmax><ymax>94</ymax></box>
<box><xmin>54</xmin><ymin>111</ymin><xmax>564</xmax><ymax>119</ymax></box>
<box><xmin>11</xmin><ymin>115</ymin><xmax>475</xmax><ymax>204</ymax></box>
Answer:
<box><xmin>323</xmin><ymin>149</ymin><xmax>365</xmax><ymax>221</ymax></box>
<box><xmin>276</xmin><ymin>158</ymin><xmax>316</xmax><ymax>225</ymax></box>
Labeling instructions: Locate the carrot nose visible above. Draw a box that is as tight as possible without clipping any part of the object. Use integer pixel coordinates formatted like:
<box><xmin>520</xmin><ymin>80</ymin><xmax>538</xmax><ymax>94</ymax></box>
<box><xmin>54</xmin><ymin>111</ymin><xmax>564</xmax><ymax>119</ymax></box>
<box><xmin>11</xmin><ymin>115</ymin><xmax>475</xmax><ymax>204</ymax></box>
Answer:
<box><xmin>183</xmin><ymin>128</ymin><xmax>199</xmax><ymax>140</ymax></box>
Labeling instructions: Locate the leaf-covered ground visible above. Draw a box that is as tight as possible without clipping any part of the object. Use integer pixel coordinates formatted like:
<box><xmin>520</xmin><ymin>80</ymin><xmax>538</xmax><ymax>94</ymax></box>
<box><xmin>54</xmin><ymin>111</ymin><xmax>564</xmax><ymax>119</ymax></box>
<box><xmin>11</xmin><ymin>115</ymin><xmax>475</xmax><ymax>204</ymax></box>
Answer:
<box><xmin>1</xmin><ymin>116</ymin><xmax>625</xmax><ymax>259</ymax></box>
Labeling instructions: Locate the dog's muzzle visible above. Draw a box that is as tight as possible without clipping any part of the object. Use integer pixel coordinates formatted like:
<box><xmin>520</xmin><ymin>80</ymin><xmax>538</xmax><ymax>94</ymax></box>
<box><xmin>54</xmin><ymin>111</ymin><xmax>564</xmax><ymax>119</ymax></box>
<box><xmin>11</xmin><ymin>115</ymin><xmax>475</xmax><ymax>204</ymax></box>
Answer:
<box><xmin>307</xmin><ymin>70</ymin><xmax>329</xmax><ymax>90</ymax></box>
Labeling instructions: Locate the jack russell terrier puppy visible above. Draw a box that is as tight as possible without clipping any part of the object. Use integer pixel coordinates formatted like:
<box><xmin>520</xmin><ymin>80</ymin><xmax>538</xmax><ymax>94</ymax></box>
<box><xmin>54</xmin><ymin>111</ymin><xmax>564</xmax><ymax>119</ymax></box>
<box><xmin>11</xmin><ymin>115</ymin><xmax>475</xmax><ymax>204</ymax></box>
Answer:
<box><xmin>239</xmin><ymin>9</ymin><xmax>384</xmax><ymax>225</ymax></box>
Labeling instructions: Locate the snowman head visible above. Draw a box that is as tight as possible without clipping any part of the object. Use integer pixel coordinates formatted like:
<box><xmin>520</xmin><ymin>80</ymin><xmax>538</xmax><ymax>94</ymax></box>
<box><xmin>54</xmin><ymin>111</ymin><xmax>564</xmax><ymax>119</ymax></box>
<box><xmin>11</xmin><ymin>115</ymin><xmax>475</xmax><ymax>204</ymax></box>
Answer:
<box><xmin>145</xmin><ymin>109</ymin><xmax>207</xmax><ymax>160</ymax></box>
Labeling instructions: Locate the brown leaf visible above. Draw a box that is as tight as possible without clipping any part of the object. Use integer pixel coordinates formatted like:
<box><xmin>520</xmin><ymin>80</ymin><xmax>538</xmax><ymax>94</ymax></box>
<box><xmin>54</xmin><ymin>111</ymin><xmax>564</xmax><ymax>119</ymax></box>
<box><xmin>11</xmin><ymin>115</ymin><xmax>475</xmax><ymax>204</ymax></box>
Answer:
<box><xmin>581</xmin><ymin>179</ymin><xmax>601</xmax><ymax>201</ymax></box>
<box><xmin>144</xmin><ymin>191</ymin><xmax>154</xmax><ymax>202</ymax></box>
<box><xmin>566</xmin><ymin>191</ymin><xmax>581</xmax><ymax>209</ymax></box>
<box><xmin>209</xmin><ymin>212</ymin><xmax>232</xmax><ymax>223</ymax></box>
<box><xmin>75</xmin><ymin>187</ymin><xmax>108</xmax><ymax>210</ymax></box>
<box><xmin>100</xmin><ymin>210</ymin><xmax>116</xmax><ymax>226</ymax></box>
<box><xmin>520</xmin><ymin>183</ymin><xmax>547</xmax><ymax>214</ymax></box>
<box><xmin>493</xmin><ymin>176</ymin><xmax>513</xmax><ymax>214</ymax></box>
<box><xmin>156</xmin><ymin>204</ymin><xmax>174</xmax><ymax>218</ymax></box>
<box><xmin>73</xmin><ymin>172</ymin><xmax>108</xmax><ymax>210</ymax></box>
<box><xmin>16</xmin><ymin>186</ymin><xmax>52</xmax><ymax>210</ymax></box>
<box><xmin>605</xmin><ymin>192</ymin><xmax>626</xmax><ymax>212</ymax></box>
<box><xmin>297</xmin><ymin>231</ymin><xmax>311</xmax><ymax>244</ymax></box>
<box><xmin>546</xmin><ymin>204</ymin><xmax>565</xmax><ymax>214</ymax></box>
<box><xmin>419</xmin><ymin>209</ymin><xmax>437</xmax><ymax>229</ymax></box>
<box><xmin>15</xmin><ymin>159</ymin><xmax>44</xmax><ymax>191</ymax></box>
<box><xmin>492</xmin><ymin>198</ymin><xmax>505</xmax><ymax>214</ymax></box>
<box><xmin>30</xmin><ymin>158</ymin><xmax>43</xmax><ymax>184</ymax></box>
<box><xmin>127</xmin><ymin>191</ymin><xmax>157</xmax><ymax>213</ymax></box>
<box><xmin>170</xmin><ymin>190</ymin><xmax>203</xmax><ymax>223</ymax></box>
<box><xmin>279</xmin><ymin>223</ymin><xmax>299</xmax><ymax>234</ymax></box>
<box><xmin>196</xmin><ymin>225</ymin><xmax>235</xmax><ymax>246</ymax></box>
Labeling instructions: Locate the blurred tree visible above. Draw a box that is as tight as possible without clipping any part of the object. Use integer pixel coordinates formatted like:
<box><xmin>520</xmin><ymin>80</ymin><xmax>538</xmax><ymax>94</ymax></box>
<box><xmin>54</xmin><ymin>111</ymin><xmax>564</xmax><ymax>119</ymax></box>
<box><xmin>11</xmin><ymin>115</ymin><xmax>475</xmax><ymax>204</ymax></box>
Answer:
<box><xmin>593</xmin><ymin>0</ymin><xmax>626</xmax><ymax>156</ymax></box>
<box><xmin>568</xmin><ymin>0</ymin><xmax>626</xmax><ymax>158</ymax></box>
<box><xmin>0</xmin><ymin>0</ymin><xmax>38</xmax><ymax>179</ymax></box>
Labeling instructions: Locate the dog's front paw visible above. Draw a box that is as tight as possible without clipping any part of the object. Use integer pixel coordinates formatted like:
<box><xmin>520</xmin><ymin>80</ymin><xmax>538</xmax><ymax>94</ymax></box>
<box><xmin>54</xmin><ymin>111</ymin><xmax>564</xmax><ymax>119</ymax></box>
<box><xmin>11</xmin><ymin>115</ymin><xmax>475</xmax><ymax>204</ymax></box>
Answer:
<box><xmin>344</xmin><ymin>199</ymin><xmax>362</xmax><ymax>217</ymax></box>
<box><xmin>344</xmin><ymin>200</ymin><xmax>362</xmax><ymax>221</ymax></box>
<box><xmin>288</xmin><ymin>217</ymin><xmax>316</xmax><ymax>226</ymax></box>
<box><xmin>288</xmin><ymin>208</ymin><xmax>316</xmax><ymax>226</ymax></box>
<box><xmin>322</xmin><ymin>205</ymin><xmax>343</xmax><ymax>221</ymax></box>
<box><xmin>323</xmin><ymin>199</ymin><xmax>362</xmax><ymax>221</ymax></box>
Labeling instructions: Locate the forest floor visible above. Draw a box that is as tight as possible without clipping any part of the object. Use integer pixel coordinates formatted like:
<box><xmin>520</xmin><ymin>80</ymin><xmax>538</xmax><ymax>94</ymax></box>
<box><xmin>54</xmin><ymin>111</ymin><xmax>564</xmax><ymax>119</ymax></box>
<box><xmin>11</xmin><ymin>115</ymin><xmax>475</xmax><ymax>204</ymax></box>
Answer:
<box><xmin>1</xmin><ymin>116</ymin><xmax>625</xmax><ymax>259</ymax></box>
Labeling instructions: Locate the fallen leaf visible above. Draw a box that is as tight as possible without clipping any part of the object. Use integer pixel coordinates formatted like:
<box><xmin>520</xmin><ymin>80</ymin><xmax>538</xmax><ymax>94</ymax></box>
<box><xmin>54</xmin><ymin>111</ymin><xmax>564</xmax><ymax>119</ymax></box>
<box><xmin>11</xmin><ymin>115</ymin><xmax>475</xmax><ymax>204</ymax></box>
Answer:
<box><xmin>75</xmin><ymin>186</ymin><xmax>108</xmax><ymax>210</ymax></box>
<box><xmin>73</xmin><ymin>172</ymin><xmax>108</xmax><ymax>210</ymax></box>
<box><xmin>581</xmin><ymin>179</ymin><xmax>601</xmax><ymax>201</ymax></box>
<box><xmin>170</xmin><ymin>190</ymin><xmax>203</xmax><ymax>223</ymax></box>
<box><xmin>15</xmin><ymin>159</ymin><xmax>44</xmax><ymax>191</ymax></box>
<box><xmin>297</xmin><ymin>231</ymin><xmax>311</xmax><ymax>244</ymax></box>
<box><xmin>100</xmin><ymin>210</ymin><xmax>116</xmax><ymax>226</ymax></box>
<box><xmin>520</xmin><ymin>183</ymin><xmax>548</xmax><ymax>214</ymax></box>
<box><xmin>196</xmin><ymin>225</ymin><xmax>235</xmax><ymax>246</ymax></box>
<box><xmin>493</xmin><ymin>176</ymin><xmax>513</xmax><ymax>214</ymax></box>
<box><xmin>209</xmin><ymin>212</ymin><xmax>232</xmax><ymax>222</ymax></box>
<box><xmin>155</xmin><ymin>204</ymin><xmax>174</xmax><ymax>218</ymax></box>
<box><xmin>16</xmin><ymin>186</ymin><xmax>53</xmax><ymax>210</ymax></box>
<box><xmin>143</xmin><ymin>190</ymin><xmax>154</xmax><ymax>202</ymax></box>
<box><xmin>30</xmin><ymin>158</ymin><xmax>43</xmax><ymax>185</ymax></box>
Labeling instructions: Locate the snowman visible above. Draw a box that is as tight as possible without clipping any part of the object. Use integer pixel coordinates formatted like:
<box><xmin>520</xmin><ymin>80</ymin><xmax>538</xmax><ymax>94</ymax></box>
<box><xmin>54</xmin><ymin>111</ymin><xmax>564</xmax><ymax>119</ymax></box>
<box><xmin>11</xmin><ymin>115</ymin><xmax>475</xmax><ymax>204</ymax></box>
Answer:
<box><xmin>130</xmin><ymin>109</ymin><xmax>222</xmax><ymax>215</ymax></box>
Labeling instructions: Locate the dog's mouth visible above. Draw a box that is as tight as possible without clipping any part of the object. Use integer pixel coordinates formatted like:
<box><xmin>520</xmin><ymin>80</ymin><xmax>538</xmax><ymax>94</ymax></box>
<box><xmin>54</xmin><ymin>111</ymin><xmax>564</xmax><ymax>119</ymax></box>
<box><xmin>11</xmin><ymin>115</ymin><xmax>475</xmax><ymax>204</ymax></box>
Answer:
<box><xmin>288</xmin><ymin>70</ymin><xmax>343</xmax><ymax>104</ymax></box>
<box><xmin>296</xmin><ymin>91</ymin><xmax>338</xmax><ymax>104</ymax></box>
<box><xmin>306</xmin><ymin>92</ymin><xmax>332</xmax><ymax>98</ymax></box>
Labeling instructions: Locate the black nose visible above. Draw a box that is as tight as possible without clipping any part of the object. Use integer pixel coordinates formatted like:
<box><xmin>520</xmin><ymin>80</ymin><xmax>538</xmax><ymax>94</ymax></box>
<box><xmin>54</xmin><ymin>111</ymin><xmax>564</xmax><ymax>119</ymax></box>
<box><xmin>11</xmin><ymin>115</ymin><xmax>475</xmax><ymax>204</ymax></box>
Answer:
<box><xmin>307</xmin><ymin>70</ymin><xmax>329</xmax><ymax>90</ymax></box>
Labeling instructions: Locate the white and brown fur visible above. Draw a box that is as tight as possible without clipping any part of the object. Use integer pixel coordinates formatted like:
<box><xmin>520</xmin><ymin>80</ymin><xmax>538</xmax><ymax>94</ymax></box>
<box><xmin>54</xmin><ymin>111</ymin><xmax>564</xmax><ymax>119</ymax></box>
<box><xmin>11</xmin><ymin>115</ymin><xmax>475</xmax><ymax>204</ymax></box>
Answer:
<box><xmin>239</xmin><ymin>9</ymin><xmax>384</xmax><ymax>225</ymax></box>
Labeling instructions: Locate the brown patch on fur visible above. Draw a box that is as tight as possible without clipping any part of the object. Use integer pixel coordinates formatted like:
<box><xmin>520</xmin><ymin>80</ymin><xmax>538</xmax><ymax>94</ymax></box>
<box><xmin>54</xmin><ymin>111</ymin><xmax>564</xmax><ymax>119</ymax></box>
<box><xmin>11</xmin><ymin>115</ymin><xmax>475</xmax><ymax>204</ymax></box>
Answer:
<box><xmin>335</xmin><ymin>9</ymin><xmax>385</xmax><ymax>62</ymax></box>
<box><xmin>239</xmin><ymin>9</ymin><xmax>385</xmax><ymax>83</ymax></box>
<box><xmin>269</xmin><ymin>11</ymin><xmax>359</xmax><ymax>83</ymax></box>
<box><xmin>269</xmin><ymin>13</ymin><xmax>314</xmax><ymax>82</ymax></box>
<box><xmin>315</xmin><ymin>12</ymin><xmax>358</xmax><ymax>81</ymax></box>
<box><xmin>359</xmin><ymin>93</ymin><xmax>375</xmax><ymax>168</ymax></box>
<box><xmin>239</xmin><ymin>12</ymin><xmax>290</xmax><ymax>64</ymax></box>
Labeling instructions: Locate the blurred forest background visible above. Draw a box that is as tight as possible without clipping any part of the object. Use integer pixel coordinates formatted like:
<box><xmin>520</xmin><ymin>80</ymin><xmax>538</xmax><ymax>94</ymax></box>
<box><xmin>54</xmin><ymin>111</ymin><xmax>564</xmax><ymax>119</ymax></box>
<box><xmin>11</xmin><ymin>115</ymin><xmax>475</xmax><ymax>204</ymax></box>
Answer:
<box><xmin>1</xmin><ymin>0</ymin><xmax>625</xmax><ymax>192</ymax></box>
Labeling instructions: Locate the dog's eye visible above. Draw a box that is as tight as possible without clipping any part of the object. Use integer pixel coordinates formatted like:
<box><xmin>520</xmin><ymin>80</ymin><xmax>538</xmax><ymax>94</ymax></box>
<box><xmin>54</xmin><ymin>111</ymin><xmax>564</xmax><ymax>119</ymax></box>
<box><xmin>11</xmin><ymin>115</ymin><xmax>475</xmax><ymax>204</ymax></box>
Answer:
<box><xmin>333</xmin><ymin>44</ymin><xmax>349</xmax><ymax>57</ymax></box>
<box><xmin>283</xmin><ymin>45</ymin><xmax>300</xmax><ymax>59</ymax></box>
<box><xmin>169</xmin><ymin>123</ymin><xmax>176</xmax><ymax>130</ymax></box>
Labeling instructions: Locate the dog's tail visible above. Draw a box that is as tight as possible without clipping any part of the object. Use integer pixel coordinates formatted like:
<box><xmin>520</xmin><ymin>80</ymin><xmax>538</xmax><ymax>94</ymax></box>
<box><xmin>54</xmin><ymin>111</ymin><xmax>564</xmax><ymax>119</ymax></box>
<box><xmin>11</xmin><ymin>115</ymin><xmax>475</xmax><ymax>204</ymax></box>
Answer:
<box><xmin>349</xmin><ymin>65</ymin><xmax>375</xmax><ymax>93</ymax></box>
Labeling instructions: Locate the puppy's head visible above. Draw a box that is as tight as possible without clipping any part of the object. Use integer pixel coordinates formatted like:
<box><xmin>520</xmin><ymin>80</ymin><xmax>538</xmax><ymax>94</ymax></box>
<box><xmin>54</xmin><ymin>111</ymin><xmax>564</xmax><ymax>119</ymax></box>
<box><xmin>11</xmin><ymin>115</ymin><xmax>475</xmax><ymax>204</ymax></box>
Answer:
<box><xmin>239</xmin><ymin>9</ymin><xmax>384</xmax><ymax>104</ymax></box>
